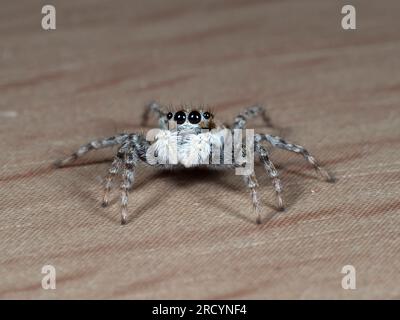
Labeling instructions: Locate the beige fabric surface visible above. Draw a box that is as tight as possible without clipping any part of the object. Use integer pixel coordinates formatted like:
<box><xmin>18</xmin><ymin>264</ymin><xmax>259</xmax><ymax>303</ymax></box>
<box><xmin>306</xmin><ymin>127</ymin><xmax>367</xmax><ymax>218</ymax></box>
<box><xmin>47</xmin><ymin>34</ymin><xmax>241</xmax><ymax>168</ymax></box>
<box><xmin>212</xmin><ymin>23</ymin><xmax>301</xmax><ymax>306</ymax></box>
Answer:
<box><xmin>1</xmin><ymin>0</ymin><xmax>399</xmax><ymax>299</ymax></box>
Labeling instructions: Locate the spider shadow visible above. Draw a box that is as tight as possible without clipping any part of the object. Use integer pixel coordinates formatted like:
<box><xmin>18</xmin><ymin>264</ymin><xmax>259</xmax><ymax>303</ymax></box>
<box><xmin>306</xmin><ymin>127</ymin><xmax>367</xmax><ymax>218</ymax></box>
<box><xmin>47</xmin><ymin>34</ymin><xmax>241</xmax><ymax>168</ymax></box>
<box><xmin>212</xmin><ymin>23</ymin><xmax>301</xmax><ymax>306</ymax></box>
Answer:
<box><xmin>62</xmin><ymin>169</ymin><xmax>161</xmax><ymax>225</ymax></box>
<box><xmin>107</xmin><ymin>188</ymin><xmax>168</xmax><ymax>224</ymax></box>
<box><xmin>211</xmin><ymin>163</ymin><xmax>310</xmax><ymax>224</ymax></box>
<box><xmin>61</xmin><ymin>156</ymin><xmax>329</xmax><ymax>225</ymax></box>
<box><xmin>63</xmin><ymin>167</ymin><xmax>114</xmax><ymax>223</ymax></box>
<box><xmin>126</xmin><ymin>165</ymin><xmax>245</xmax><ymax>193</ymax></box>
<box><xmin>257</xmin><ymin>160</ymin><xmax>336</xmax><ymax>223</ymax></box>
<box><xmin>258</xmin><ymin>157</ymin><xmax>335</xmax><ymax>223</ymax></box>
<box><xmin>139</xmin><ymin>163</ymin><xmax>311</xmax><ymax>225</ymax></box>
<box><xmin>150</xmin><ymin>167</ymin><xmax>262</xmax><ymax>224</ymax></box>
<box><xmin>97</xmin><ymin>166</ymin><xmax>245</xmax><ymax>224</ymax></box>
<box><xmin>125</xmin><ymin>168</ymin><xmax>284</xmax><ymax>224</ymax></box>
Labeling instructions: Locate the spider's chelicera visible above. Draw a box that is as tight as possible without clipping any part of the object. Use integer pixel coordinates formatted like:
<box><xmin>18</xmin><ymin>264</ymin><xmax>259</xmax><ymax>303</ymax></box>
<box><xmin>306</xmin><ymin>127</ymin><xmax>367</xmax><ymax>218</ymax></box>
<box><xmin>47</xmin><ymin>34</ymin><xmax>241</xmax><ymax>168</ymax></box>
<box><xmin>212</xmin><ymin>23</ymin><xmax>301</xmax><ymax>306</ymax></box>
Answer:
<box><xmin>54</xmin><ymin>102</ymin><xmax>334</xmax><ymax>225</ymax></box>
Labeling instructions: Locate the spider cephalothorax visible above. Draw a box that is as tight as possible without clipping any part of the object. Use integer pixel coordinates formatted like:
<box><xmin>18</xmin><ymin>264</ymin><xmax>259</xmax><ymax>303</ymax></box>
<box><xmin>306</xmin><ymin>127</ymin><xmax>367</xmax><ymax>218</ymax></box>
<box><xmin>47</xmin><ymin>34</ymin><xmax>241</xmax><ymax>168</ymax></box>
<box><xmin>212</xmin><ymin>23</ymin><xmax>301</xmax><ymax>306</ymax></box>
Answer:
<box><xmin>55</xmin><ymin>101</ymin><xmax>334</xmax><ymax>225</ymax></box>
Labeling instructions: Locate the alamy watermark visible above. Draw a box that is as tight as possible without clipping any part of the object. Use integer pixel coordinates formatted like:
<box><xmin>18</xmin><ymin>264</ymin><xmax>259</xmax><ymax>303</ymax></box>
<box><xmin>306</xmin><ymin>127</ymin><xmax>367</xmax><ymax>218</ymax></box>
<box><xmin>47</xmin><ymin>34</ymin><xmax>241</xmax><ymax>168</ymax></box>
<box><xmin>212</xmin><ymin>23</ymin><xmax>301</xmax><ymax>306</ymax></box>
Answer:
<box><xmin>41</xmin><ymin>265</ymin><xmax>56</xmax><ymax>290</ymax></box>
<box><xmin>41</xmin><ymin>5</ymin><xmax>56</xmax><ymax>30</ymax></box>
<box><xmin>341</xmin><ymin>5</ymin><xmax>356</xmax><ymax>30</ymax></box>
<box><xmin>341</xmin><ymin>265</ymin><xmax>356</xmax><ymax>290</ymax></box>
<box><xmin>41</xmin><ymin>4</ymin><xmax>356</xmax><ymax>31</ymax></box>
<box><xmin>145</xmin><ymin>128</ymin><xmax>255</xmax><ymax>176</ymax></box>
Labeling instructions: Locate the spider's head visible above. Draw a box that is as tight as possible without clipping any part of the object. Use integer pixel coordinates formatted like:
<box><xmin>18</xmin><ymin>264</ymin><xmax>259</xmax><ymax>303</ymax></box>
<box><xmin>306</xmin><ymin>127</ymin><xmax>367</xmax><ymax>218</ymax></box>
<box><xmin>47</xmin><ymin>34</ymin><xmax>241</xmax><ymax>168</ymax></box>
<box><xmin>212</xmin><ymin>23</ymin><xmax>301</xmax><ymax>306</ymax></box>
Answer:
<box><xmin>166</xmin><ymin>109</ymin><xmax>215</xmax><ymax>132</ymax></box>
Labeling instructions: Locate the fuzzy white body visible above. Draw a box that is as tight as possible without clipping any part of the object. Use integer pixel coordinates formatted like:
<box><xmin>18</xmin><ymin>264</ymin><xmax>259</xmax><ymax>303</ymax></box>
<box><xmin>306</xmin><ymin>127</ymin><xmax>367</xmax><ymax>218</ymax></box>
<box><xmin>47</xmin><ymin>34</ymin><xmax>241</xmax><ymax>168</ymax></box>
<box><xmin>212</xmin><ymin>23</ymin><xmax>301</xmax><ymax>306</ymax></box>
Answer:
<box><xmin>148</xmin><ymin>129</ymin><xmax>229</xmax><ymax>167</ymax></box>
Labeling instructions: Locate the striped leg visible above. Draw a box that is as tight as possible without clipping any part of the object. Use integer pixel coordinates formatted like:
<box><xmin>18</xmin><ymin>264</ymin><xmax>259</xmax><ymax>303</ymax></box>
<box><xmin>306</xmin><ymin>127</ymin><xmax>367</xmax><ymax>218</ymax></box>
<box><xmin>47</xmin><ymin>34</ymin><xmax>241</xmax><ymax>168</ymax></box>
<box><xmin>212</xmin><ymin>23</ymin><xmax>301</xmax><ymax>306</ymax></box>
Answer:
<box><xmin>101</xmin><ymin>142</ymin><xmax>131</xmax><ymax>207</ymax></box>
<box><xmin>120</xmin><ymin>147</ymin><xmax>138</xmax><ymax>225</ymax></box>
<box><xmin>260</xmin><ymin>134</ymin><xmax>334</xmax><ymax>182</ymax></box>
<box><xmin>102</xmin><ymin>157</ymin><xmax>122</xmax><ymax>207</ymax></box>
<box><xmin>54</xmin><ymin>134</ymin><xmax>129</xmax><ymax>167</ymax></box>
<box><xmin>255</xmin><ymin>142</ymin><xmax>285</xmax><ymax>211</ymax></box>
<box><xmin>141</xmin><ymin>101</ymin><xmax>168</xmax><ymax>129</ymax></box>
<box><xmin>232</xmin><ymin>105</ymin><xmax>273</xmax><ymax>130</ymax></box>
<box><xmin>243</xmin><ymin>173</ymin><xmax>262</xmax><ymax>224</ymax></box>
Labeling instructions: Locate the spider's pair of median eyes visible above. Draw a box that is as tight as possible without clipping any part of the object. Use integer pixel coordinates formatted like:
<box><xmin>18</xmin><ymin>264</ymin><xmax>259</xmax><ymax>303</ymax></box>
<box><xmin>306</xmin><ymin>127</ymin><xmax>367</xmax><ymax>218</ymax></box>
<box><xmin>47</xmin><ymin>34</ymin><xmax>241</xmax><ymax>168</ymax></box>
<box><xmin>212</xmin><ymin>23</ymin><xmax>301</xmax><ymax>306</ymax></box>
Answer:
<box><xmin>166</xmin><ymin>111</ymin><xmax>212</xmax><ymax>124</ymax></box>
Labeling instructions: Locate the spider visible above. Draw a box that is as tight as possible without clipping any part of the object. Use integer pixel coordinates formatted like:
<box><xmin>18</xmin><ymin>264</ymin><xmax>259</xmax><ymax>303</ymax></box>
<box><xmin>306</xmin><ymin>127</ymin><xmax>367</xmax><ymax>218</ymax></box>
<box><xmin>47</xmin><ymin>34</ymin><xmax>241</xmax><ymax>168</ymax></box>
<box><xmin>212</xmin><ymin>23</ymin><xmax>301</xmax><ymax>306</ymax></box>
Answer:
<box><xmin>54</xmin><ymin>102</ymin><xmax>334</xmax><ymax>225</ymax></box>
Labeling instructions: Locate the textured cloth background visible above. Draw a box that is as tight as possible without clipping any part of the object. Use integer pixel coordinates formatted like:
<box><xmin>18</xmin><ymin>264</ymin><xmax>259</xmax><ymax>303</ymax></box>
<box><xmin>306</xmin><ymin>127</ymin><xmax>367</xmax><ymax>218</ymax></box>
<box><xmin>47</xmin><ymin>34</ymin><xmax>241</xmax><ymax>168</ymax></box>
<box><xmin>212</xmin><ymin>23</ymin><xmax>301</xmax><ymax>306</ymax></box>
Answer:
<box><xmin>0</xmin><ymin>0</ymin><xmax>399</xmax><ymax>299</ymax></box>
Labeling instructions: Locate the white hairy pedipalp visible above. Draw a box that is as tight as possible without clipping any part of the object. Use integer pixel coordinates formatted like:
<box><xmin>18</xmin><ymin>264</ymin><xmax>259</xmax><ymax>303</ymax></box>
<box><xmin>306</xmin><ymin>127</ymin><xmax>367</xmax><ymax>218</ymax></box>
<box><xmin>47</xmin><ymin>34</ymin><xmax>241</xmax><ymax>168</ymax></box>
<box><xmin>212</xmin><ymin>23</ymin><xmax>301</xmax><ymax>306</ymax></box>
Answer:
<box><xmin>148</xmin><ymin>129</ymin><xmax>227</xmax><ymax>167</ymax></box>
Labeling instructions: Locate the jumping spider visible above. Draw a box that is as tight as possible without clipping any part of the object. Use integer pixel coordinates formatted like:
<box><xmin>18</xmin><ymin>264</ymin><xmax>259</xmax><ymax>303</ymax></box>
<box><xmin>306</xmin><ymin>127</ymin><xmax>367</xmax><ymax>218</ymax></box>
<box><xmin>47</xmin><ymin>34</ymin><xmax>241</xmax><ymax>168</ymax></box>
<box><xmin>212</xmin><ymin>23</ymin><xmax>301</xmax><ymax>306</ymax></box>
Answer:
<box><xmin>55</xmin><ymin>102</ymin><xmax>334</xmax><ymax>224</ymax></box>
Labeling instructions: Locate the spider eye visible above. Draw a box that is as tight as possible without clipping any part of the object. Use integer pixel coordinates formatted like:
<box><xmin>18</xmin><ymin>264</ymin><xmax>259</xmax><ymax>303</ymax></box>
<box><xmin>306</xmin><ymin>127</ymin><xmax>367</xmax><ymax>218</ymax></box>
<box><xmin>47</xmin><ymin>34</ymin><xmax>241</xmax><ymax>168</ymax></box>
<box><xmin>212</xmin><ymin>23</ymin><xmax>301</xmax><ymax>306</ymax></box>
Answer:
<box><xmin>203</xmin><ymin>112</ymin><xmax>212</xmax><ymax>119</ymax></box>
<box><xmin>174</xmin><ymin>111</ymin><xmax>186</xmax><ymax>124</ymax></box>
<box><xmin>166</xmin><ymin>112</ymin><xmax>173</xmax><ymax>120</ymax></box>
<box><xmin>188</xmin><ymin>111</ymin><xmax>201</xmax><ymax>124</ymax></box>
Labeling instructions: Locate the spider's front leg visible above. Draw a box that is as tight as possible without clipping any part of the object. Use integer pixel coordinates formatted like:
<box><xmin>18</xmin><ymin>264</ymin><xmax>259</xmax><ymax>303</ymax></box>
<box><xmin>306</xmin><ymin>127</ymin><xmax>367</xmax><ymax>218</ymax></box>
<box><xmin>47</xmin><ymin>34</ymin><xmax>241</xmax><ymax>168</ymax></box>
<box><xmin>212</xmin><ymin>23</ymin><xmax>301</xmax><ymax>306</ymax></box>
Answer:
<box><xmin>54</xmin><ymin>133</ymin><xmax>129</xmax><ymax>167</ymax></box>
<box><xmin>102</xmin><ymin>135</ymin><xmax>146</xmax><ymax>224</ymax></box>
<box><xmin>141</xmin><ymin>101</ymin><xmax>168</xmax><ymax>129</ymax></box>
<box><xmin>257</xmin><ymin>134</ymin><xmax>335</xmax><ymax>182</ymax></box>
<box><xmin>101</xmin><ymin>141</ymin><xmax>131</xmax><ymax>207</ymax></box>
<box><xmin>120</xmin><ymin>148</ymin><xmax>138</xmax><ymax>224</ymax></box>
<box><xmin>243</xmin><ymin>173</ymin><xmax>262</xmax><ymax>224</ymax></box>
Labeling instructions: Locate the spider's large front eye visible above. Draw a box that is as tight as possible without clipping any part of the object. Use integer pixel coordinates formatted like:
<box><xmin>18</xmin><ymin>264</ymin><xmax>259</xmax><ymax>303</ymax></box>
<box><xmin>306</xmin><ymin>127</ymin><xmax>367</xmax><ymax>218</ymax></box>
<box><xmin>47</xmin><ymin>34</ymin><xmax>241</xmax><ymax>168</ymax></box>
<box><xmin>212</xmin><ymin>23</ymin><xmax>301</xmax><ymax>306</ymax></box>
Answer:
<box><xmin>188</xmin><ymin>111</ymin><xmax>201</xmax><ymax>124</ymax></box>
<box><xmin>174</xmin><ymin>111</ymin><xmax>186</xmax><ymax>124</ymax></box>
<box><xmin>167</xmin><ymin>112</ymin><xmax>173</xmax><ymax>120</ymax></box>
<box><xmin>203</xmin><ymin>112</ymin><xmax>212</xmax><ymax>119</ymax></box>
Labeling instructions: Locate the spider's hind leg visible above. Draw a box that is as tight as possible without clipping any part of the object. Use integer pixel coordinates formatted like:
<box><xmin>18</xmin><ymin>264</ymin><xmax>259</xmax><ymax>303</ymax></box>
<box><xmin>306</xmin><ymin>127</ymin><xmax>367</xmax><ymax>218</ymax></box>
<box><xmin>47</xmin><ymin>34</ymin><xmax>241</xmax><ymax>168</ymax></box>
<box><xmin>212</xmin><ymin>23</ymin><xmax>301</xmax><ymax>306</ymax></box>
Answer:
<box><xmin>141</xmin><ymin>101</ymin><xmax>168</xmax><ymax>129</ymax></box>
<box><xmin>261</xmin><ymin>134</ymin><xmax>335</xmax><ymax>183</ymax></box>
<box><xmin>232</xmin><ymin>105</ymin><xmax>273</xmax><ymax>130</ymax></box>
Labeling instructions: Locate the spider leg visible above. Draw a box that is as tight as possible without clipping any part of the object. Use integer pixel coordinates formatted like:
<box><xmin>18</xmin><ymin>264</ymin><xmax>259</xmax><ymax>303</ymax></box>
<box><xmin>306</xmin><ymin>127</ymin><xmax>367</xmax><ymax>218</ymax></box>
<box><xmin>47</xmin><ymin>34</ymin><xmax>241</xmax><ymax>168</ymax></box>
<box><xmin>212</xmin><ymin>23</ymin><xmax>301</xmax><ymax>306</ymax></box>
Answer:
<box><xmin>243</xmin><ymin>173</ymin><xmax>262</xmax><ymax>224</ymax></box>
<box><xmin>101</xmin><ymin>142</ymin><xmax>130</xmax><ymax>207</ymax></box>
<box><xmin>120</xmin><ymin>145</ymin><xmax>138</xmax><ymax>225</ymax></box>
<box><xmin>98</xmin><ymin>134</ymin><xmax>146</xmax><ymax>224</ymax></box>
<box><xmin>54</xmin><ymin>134</ymin><xmax>129</xmax><ymax>167</ymax></box>
<box><xmin>231</xmin><ymin>105</ymin><xmax>273</xmax><ymax>130</ymax></box>
<box><xmin>141</xmin><ymin>101</ymin><xmax>168</xmax><ymax>129</ymax></box>
<box><xmin>102</xmin><ymin>157</ymin><xmax>121</xmax><ymax>207</ymax></box>
<box><xmin>255</xmin><ymin>141</ymin><xmax>285</xmax><ymax>211</ymax></box>
<box><xmin>258</xmin><ymin>134</ymin><xmax>334</xmax><ymax>182</ymax></box>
